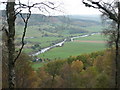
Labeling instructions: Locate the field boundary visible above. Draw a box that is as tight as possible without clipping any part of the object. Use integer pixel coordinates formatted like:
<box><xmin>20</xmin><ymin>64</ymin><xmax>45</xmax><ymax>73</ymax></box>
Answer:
<box><xmin>74</xmin><ymin>40</ymin><xmax>106</xmax><ymax>43</ymax></box>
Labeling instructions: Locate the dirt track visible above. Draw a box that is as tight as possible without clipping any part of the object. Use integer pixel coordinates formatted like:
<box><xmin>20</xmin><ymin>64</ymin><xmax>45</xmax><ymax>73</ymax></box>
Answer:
<box><xmin>74</xmin><ymin>40</ymin><xmax>106</xmax><ymax>43</ymax></box>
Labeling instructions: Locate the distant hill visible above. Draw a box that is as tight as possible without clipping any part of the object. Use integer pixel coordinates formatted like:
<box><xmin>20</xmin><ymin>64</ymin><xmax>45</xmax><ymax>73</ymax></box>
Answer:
<box><xmin>16</xmin><ymin>13</ymin><xmax>101</xmax><ymax>26</ymax></box>
<box><xmin>1</xmin><ymin>10</ymin><xmax>103</xmax><ymax>34</ymax></box>
<box><xmin>68</xmin><ymin>15</ymin><xmax>101</xmax><ymax>22</ymax></box>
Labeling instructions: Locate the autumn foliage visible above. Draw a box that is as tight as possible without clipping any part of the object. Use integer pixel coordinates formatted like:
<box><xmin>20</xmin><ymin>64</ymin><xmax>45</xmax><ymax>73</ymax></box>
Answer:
<box><xmin>2</xmin><ymin>49</ymin><xmax>116</xmax><ymax>88</ymax></box>
<box><xmin>37</xmin><ymin>49</ymin><xmax>116</xmax><ymax>88</ymax></box>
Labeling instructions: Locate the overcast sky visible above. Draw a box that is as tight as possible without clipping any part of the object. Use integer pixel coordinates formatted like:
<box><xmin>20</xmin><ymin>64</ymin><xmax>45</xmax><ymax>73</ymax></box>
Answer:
<box><xmin>57</xmin><ymin>0</ymin><xmax>101</xmax><ymax>15</ymax></box>
<box><xmin>1</xmin><ymin>0</ymin><xmax>113</xmax><ymax>15</ymax></box>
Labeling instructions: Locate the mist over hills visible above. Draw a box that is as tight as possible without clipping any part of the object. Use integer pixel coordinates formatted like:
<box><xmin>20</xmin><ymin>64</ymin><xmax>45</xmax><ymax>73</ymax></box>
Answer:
<box><xmin>1</xmin><ymin>10</ymin><xmax>102</xmax><ymax>34</ymax></box>
<box><xmin>16</xmin><ymin>13</ymin><xmax>101</xmax><ymax>25</ymax></box>
<box><xmin>68</xmin><ymin>15</ymin><xmax>101</xmax><ymax>22</ymax></box>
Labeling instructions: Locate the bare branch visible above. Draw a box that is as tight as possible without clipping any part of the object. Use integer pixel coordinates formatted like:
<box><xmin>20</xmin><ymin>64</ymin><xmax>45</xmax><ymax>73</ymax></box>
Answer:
<box><xmin>4</xmin><ymin>0</ymin><xmax>59</xmax><ymax>63</ymax></box>
<box><xmin>2</xmin><ymin>25</ymin><xmax>9</xmax><ymax>37</ymax></box>
<box><xmin>82</xmin><ymin>0</ymin><xmax>118</xmax><ymax>22</ymax></box>
<box><xmin>82</xmin><ymin>0</ymin><xmax>98</xmax><ymax>8</ymax></box>
<box><xmin>14</xmin><ymin>8</ymin><xmax>31</xmax><ymax>63</ymax></box>
<box><xmin>15</xmin><ymin>10</ymin><xmax>22</xmax><ymax>16</ymax></box>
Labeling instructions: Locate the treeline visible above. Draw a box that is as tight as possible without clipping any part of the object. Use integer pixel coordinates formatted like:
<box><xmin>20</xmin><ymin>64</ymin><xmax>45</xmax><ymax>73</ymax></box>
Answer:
<box><xmin>2</xmin><ymin>49</ymin><xmax>116</xmax><ymax>88</ymax></box>
<box><xmin>38</xmin><ymin>23</ymin><xmax>88</xmax><ymax>34</ymax></box>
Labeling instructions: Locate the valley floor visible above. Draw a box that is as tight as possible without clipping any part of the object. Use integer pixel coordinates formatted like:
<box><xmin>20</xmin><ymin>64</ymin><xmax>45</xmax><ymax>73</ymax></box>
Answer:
<box><xmin>32</xmin><ymin>33</ymin><xmax>107</xmax><ymax>70</ymax></box>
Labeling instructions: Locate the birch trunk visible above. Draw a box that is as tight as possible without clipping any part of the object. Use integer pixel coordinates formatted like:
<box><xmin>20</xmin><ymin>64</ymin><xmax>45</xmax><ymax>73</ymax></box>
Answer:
<box><xmin>6</xmin><ymin>0</ymin><xmax>16</xmax><ymax>88</ymax></box>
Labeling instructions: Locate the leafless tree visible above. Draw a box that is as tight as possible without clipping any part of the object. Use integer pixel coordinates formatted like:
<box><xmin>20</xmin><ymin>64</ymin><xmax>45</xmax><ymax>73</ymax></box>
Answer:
<box><xmin>1</xmin><ymin>0</ymin><xmax>59</xmax><ymax>88</ymax></box>
<box><xmin>82</xmin><ymin>0</ymin><xmax>120</xmax><ymax>88</ymax></box>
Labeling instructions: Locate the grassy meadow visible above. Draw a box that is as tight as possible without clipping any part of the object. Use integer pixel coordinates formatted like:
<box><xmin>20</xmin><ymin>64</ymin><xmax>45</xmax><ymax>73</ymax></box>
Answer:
<box><xmin>13</xmin><ymin>15</ymin><xmax>107</xmax><ymax>70</ymax></box>
<box><xmin>38</xmin><ymin>34</ymin><xmax>106</xmax><ymax>59</ymax></box>
<box><xmin>83</xmin><ymin>25</ymin><xmax>103</xmax><ymax>32</ymax></box>
<box><xmin>32</xmin><ymin>34</ymin><xmax>107</xmax><ymax>69</ymax></box>
<box><xmin>76</xmin><ymin>33</ymin><xmax>106</xmax><ymax>41</ymax></box>
<box><xmin>38</xmin><ymin>42</ymin><xmax>106</xmax><ymax>59</ymax></box>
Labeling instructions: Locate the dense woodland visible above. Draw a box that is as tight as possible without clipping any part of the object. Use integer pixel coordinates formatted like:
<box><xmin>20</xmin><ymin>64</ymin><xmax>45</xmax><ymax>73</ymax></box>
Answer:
<box><xmin>3</xmin><ymin>48</ymin><xmax>116</xmax><ymax>88</ymax></box>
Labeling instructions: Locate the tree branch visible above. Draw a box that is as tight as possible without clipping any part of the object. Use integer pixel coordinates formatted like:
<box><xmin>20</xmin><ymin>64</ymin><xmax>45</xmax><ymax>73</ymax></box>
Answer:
<box><xmin>82</xmin><ymin>0</ymin><xmax>118</xmax><ymax>22</ymax></box>
<box><xmin>14</xmin><ymin>8</ymin><xmax>31</xmax><ymax>63</ymax></box>
<box><xmin>2</xmin><ymin>25</ymin><xmax>9</xmax><ymax>37</ymax></box>
<box><xmin>9</xmin><ymin>0</ymin><xmax>58</xmax><ymax>63</ymax></box>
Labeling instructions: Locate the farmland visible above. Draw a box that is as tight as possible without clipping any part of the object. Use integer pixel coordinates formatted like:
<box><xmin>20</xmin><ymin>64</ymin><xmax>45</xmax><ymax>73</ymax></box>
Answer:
<box><xmin>37</xmin><ymin>34</ymin><xmax>106</xmax><ymax>59</ymax></box>
<box><xmin>32</xmin><ymin>34</ymin><xmax>107</xmax><ymax>70</ymax></box>
<box><xmin>12</xmin><ymin>14</ymin><xmax>107</xmax><ymax>69</ymax></box>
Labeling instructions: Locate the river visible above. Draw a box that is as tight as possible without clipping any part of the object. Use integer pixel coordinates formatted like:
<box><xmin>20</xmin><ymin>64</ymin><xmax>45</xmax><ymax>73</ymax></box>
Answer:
<box><xmin>32</xmin><ymin>39</ymin><xmax>67</xmax><ymax>56</ymax></box>
<box><xmin>32</xmin><ymin>33</ymin><xmax>97</xmax><ymax>56</ymax></box>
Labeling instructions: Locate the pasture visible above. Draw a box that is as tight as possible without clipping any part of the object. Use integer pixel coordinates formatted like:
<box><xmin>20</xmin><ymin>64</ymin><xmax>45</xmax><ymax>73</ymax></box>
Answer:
<box><xmin>38</xmin><ymin>34</ymin><xmax>107</xmax><ymax>59</ymax></box>
<box><xmin>32</xmin><ymin>34</ymin><xmax>107</xmax><ymax>69</ymax></box>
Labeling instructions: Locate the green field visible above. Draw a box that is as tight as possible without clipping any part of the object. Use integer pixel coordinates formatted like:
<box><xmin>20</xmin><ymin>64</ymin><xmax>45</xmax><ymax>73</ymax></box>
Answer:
<box><xmin>38</xmin><ymin>42</ymin><xmax>106</xmax><ymax>59</ymax></box>
<box><xmin>32</xmin><ymin>62</ymin><xmax>48</xmax><ymax>70</ymax></box>
<box><xmin>76</xmin><ymin>34</ymin><xmax>106</xmax><ymax>41</ymax></box>
<box><xmin>32</xmin><ymin>34</ymin><xmax>107</xmax><ymax>69</ymax></box>
<box><xmin>84</xmin><ymin>25</ymin><xmax>103</xmax><ymax>32</ymax></box>
<box><xmin>16</xmin><ymin>25</ymin><xmax>85</xmax><ymax>54</ymax></box>
<box><xmin>37</xmin><ymin>34</ymin><xmax>106</xmax><ymax>59</ymax></box>
<box><xmin>25</xmin><ymin>37</ymin><xmax>64</xmax><ymax>48</ymax></box>
<box><xmin>15</xmin><ymin>24</ymin><xmax>106</xmax><ymax>70</ymax></box>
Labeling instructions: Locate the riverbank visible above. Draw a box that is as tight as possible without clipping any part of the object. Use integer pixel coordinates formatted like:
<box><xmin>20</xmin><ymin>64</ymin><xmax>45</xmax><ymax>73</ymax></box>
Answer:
<box><xmin>32</xmin><ymin>33</ymin><xmax>100</xmax><ymax>57</ymax></box>
<box><xmin>32</xmin><ymin>33</ymin><xmax>106</xmax><ymax>69</ymax></box>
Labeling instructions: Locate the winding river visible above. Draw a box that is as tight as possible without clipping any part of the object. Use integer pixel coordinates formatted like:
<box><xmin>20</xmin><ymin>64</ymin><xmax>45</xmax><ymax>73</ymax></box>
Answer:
<box><xmin>32</xmin><ymin>39</ymin><xmax>67</xmax><ymax>56</ymax></box>
<box><xmin>32</xmin><ymin>33</ymin><xmax>96</xmax><ymax>56</ymax></box>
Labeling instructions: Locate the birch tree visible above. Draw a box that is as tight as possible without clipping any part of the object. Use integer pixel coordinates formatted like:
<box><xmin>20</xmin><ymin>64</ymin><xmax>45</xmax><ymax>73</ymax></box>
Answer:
<box><xmin>2</xmin><ymin>0</ymin><xmax>59</xmax><ymax>88</ymax></box>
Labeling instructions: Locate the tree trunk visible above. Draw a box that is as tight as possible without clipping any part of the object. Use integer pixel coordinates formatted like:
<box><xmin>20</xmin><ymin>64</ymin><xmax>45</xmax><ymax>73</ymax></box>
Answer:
<box><xmin>6</xmin><ymin>0</ymin><xmax>16</xmax><ymax>88</ymax></box>
<box><xmin>115</xmin><ymin>25</ymin><xmax>120</xmax><ymax>88</ymax></box>
<box><xmin>51</xmin><ymin>75</ymin><xmax>55</xmax><ymax>88</ymax></box>
<box><xmin>115</xmin><ymin>2</ymin><xmax>120</xmax><ymax>88</ymax></box>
